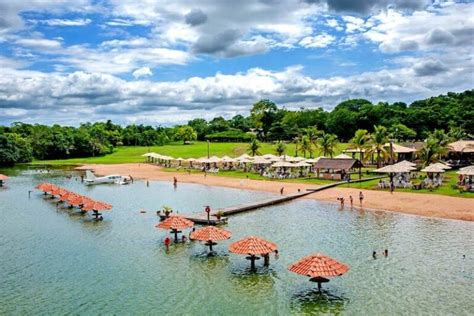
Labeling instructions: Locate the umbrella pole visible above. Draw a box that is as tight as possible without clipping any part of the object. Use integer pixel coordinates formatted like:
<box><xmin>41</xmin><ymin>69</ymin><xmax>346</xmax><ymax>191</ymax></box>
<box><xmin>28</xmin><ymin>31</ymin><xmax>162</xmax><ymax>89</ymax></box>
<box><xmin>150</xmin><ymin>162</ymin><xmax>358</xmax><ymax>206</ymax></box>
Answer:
<box><xmin>173</xmin><ymin>229</ymin><xmax>178</xmax><ymax>243</ymax></box>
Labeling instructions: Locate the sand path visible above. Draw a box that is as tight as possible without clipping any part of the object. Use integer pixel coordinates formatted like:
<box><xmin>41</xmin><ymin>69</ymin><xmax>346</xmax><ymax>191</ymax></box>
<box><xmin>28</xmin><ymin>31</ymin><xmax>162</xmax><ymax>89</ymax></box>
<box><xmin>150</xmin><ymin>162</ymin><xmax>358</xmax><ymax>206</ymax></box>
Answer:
<box><xmin>78</xmin><ymin>163</ymin><xmax>474</xmax><ymax>222</ymax></box>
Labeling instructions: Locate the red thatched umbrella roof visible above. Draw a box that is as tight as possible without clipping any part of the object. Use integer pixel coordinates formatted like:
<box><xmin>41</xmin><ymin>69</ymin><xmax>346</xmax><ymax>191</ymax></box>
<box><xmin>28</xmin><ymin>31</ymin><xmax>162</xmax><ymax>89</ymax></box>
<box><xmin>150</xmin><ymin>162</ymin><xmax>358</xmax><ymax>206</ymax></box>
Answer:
<box><xmin>81</xmin><ymin>200</ymin><xmax>112</xmax><ymax>212</ymax></box>
<box><xmin>288</xmin><ymin>253</ymin><xmax>349</xmax><ymax>278</ymax></box>
<box><xmin>68</xmin><ymin>195</ymin><xmax>94</xmax><ymax>207</ymax></box>
<box><xmin>228</xmin><ymin>236</ymin><xmax>277</xmax><ymax>255</ymax></box>
<box><xmin>156</xmin><ymin>215</ymin><xmax>194</xmax><ymax>230</ymax></box>
<box><xmin>35</xmin><ymin>182</ymin><xmax>58</xmax><ymax>192</ymax></box>
<box><xmin>0</xmin><ymin>174</ymin><xmax>9</xmax><ymax>180</ymax></box>
<box><xmin>59</xmin><ymin>191</ymin><xmax>80</xmax><ymax>202</ymax></box>
<box><xmin>50</xmin><ymin>187</ymin><xmax>70</xmax><ymax>196</ymax></box>
<box><xmin>190</xmin><ymin>226</ymin><xmax>231</xmax><ymax>242</ymax></box>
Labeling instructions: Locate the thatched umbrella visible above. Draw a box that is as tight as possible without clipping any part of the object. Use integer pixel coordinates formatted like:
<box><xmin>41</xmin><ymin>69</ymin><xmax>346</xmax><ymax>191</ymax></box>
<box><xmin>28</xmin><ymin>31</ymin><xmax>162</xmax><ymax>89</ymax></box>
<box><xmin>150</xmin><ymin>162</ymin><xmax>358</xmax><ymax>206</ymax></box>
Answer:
<box><xmin>395</xmin><ymin>160</ymin><xmax>416</xmax><ymax>168</ymax></box>
<box><xmin>421</xmin><ymin>165</ymin><xmax>446</xmax><ymax>173</ymax></box>
<box><xmin>156</xmin><ymin>215</ymin><xmax>194</xmax><ymax>242</ymax></box>
<box><xmin>457</xmin><ymin>165</ymin><xmax>474</xmax><ymax>176</ymax></box>
<box><xmin>82</xmin><ymin>200</ymin><xmax>113</xmax><ymax>220</ymax></box>
<box><xmin>58</xmin><ymin>191</ymin><xmax>80</xmax><ymax>203</ymax></box>
<box><xmin>334</xmin><ymin>153</ymin><xmax>352</xmax><ymax>159</ymax></box>
<box><xmin>288</xmin><ymin>253</ymin><xmax>350</xmax><ymax>290</ymax></box>
<box><xmin>190</xmin><ymin>226</ymin><xmax>232</xmax><ymax>254</ymax></box>
<box><xmin>229</xmin><ymin>236</ymin><xmax>278</xmax><ymax>269</ymax></box>
<box><xmin>374</xmin><ymin>163</ymin><xmax>416</xmax><ymax>188</ymax></box>
<box><xmin>0</xmin><ymin>174</ymin><xmax>9</xmax><ymax>187</ymax></box>
<box><xmin>67</xmin><ymin>195</ymin><xmax>94</xmax><ymax>208</ymax></box>
<box><xmin>431</xmin><ymin>162</ymin><xmax>451</xmax><ymax>170</ymax></box>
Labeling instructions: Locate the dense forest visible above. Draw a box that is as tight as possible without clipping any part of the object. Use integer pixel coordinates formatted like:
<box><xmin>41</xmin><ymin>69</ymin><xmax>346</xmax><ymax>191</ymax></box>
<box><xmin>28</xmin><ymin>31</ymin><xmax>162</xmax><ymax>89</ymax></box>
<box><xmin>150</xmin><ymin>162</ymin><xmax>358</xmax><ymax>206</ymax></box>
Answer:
<box><xmin>0</xmin><ymin>90</ymin><xmax>472</xmax><ymax>166</ymax></box>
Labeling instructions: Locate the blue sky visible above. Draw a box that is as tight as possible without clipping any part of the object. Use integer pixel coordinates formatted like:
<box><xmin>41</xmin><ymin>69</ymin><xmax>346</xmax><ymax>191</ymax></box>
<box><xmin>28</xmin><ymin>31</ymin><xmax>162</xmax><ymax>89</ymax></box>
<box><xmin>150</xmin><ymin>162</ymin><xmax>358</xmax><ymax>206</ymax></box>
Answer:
<box><xmin>0</xmin><ymin>0</ymin><xmax>472</xmax><ymax>125</ymax></box>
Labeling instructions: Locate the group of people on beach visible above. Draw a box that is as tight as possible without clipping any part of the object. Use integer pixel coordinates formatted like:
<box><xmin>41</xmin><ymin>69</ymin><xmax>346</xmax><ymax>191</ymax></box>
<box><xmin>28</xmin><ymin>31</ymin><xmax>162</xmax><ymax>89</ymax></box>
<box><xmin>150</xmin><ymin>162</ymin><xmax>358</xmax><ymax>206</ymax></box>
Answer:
<box><xmin>337</xmin><ymin>191</ymin><xmax>364</xmax><ymax>207</ymax></box>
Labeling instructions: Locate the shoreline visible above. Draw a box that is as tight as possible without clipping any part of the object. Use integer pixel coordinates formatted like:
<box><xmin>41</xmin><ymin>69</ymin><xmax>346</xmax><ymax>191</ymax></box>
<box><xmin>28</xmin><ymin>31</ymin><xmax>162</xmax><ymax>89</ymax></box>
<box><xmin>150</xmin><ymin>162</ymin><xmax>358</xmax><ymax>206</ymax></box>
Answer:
<box><xmin>77</xmin><ymin>163</ymin><xmax>474</xmax><ymax>222</ymax></box>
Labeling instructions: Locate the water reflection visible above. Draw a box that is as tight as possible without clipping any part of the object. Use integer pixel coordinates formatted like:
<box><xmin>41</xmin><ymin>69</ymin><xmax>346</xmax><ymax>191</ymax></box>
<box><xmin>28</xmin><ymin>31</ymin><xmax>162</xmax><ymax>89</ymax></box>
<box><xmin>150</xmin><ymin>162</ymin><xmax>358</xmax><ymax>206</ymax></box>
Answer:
<box><xmin>290</xmin><ymin>286</ymin><xmax>348</xmax><ymax>315</ymax></box>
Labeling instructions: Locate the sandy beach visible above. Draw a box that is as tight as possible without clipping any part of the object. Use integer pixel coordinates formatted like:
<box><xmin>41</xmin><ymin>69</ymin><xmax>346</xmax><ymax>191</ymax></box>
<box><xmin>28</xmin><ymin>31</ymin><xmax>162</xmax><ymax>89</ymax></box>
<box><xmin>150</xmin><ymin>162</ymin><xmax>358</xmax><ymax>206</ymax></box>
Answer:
<box><xmin>78</xmin><ymin>163</ymin><xmax>474</xmax><ymax>222</ymax></box>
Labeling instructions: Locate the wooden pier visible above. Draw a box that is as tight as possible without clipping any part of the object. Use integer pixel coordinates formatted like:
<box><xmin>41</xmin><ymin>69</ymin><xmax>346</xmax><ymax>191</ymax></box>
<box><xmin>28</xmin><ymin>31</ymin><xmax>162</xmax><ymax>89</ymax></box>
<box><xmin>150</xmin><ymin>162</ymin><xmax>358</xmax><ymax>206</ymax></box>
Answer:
<box><xmin>177</xmin><ymin>176</ymin><xmax>386</xmax><ymax>225</ymax></box>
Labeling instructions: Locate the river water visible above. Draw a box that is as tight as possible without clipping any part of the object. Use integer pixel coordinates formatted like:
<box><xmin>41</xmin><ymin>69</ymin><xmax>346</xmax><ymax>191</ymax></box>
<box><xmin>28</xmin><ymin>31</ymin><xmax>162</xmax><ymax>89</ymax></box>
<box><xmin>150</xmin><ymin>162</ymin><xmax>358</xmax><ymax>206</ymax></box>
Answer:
<box><xmin>0</xmin><ymin>167</ymin><xmax>472</xmax><ymax>315</ymax></box>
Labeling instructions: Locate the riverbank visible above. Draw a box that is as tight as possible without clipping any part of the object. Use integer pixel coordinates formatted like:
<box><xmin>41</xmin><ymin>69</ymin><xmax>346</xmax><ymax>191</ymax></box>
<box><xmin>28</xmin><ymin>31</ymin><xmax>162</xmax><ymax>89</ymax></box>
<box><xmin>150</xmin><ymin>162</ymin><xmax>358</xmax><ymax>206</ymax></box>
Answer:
<box><xmin>78</xmin><ymin>163</ymin><xmax>474</xmax><ymax>222</ymax></box>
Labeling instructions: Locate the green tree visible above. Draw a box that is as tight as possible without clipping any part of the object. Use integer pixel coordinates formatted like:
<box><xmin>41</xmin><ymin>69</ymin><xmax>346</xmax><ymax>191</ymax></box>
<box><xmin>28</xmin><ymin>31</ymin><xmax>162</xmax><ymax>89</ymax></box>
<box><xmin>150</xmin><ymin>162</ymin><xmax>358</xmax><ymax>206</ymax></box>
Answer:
<box><xmin>292</xmin><ymin>136</ymin><xmax>301</xmax><ymax>157</ymax></box>
<box><xmin>175</xmin><ymin>126</ymin><xmax>197</xmax><ymax>144</ymax></box>
<box><xmin>250</xmin><ymin>99</ymin><xmax>279</xmax><ymax>139</ymax></box>
<box><xmin>366</xmin><ymin>125</ymin><xmax>389</xmax><ymax>168</ymax></box>
<box><xmin>389</xmin><ymin>123</ymin><xmax>416</xmax><ymax>141</ymax></box>
<box><xmin>349</xmin><ymin>129</ymin><xmax>369</xmax><ymax>162</ymax></box>
<box><xmin>418</xmin><ymin>137</ymin><xmax>449</xmax><ymax>166</ymax></box>
<box><xmin>305</xmin><ymin>127</ymin><xmax>320</xmax><ymax>158</ymax></box>
<box><xmin>275</xmin><ymin>141</ymin><xmax>286</xmax><ymax>156</ymax></box>
<box><xmin>247</xmin><ymin>138</ymin><xmax>261</xmax><ymax>156</ymax></box>
<box><xmin>300</xmin><ymin>135</ymin><xmax>311</xmax><ymax>158</ymax></box>
<box><xmin>318</xmin><ymin>132</ymin><xmax>338</xmax><ymax>158</ymax></box>
<box><xmin>188</xmin><ymin>118</ymin><xmax>209</xmax><ymax>140</ymax></box>
<box><xmin>447</xmin><ymin>127</ymin><xmax>466</xmax><ymax>140</ymax></box>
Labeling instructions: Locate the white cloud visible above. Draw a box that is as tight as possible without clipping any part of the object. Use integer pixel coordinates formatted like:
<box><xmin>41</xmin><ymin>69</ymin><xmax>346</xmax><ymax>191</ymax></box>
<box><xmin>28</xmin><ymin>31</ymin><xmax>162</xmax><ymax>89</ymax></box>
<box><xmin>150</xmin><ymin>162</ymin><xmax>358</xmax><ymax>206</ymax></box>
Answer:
<box><xmin>325</xmin><ymin>18</ymin><xmax>343</xmax><ymax>31</ymax></box>
<box><xmin>15</xmin><ymin>38</ymin><xmax>62</xmax><ymax>49</ymax></box>
<box><xmin>34</xmin><ymin>18</ymin><xmax>92</xmax><ymax>26</ymax></box>
<box><xmin>363</xmin><ymin>4</ymin><xmax>474</xmax><ymax>53</ymax></box>
<box><xmin>132</xmin><ymin>67</ymin><xmax>153</xmax><ymax>78</ymax></box>
<box><xmin>1</xmin><ymin>52</ymin><xmax>471</xmax><ymax>125</ymax></box>
<box><xmin>299</xmin><ymin>33</ymin><xmax>336</xmax><ymax>48</ymax></box>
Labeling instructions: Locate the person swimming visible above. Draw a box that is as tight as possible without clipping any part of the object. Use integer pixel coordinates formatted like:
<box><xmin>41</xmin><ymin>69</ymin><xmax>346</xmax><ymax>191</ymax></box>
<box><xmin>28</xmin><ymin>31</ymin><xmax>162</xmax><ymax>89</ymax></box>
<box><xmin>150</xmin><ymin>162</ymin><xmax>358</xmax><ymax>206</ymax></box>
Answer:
<box><xmin>373</xmin><ymin>251</ymin><xmax>377</xmax><ymax>259</ymax></box>
<box><xmin>384</xmin><ymin>249</ymin><xmax>388</xmax><ymax>257</ymax></box>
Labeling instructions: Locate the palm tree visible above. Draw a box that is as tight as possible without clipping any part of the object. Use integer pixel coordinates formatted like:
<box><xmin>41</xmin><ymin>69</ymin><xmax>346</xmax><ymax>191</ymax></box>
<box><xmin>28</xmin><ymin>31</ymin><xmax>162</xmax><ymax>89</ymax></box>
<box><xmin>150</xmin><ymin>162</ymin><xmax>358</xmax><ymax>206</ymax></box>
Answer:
<box><xmin>292</xmin><ymin>136</ymin><xmax>301</xmax><ymax>157</ymax></box>
<box><xmin>318</xmin><ymin>132</ymin><xmax>338</xmax><ymax>158</ymax></box>
<box><xmin>305</xmin><ymin>127</ymin><xmax>320</xmax><ymax>158</ymax></box>
<box><xmin>366</xmin><ymin>125</ymin><xmax>388</xmax><ymax>168</ymax></box>
<box><xmin>349</xmin><ymin>129</ymin><xmax>369</xmax><ymax>162</ymax></box>
<box><xmin>247</xmin><ymin>138</ymin><xmax>261</xmax><ymax>156</ymax></box>
<box><xmin>419</xmin><ymin>137</ymin><xmax>449</xmax><ymax>166</ymax></box>
<box><xmin>275</xmin><ymin>141</ymin><xmax>286</xmax><ymax>156</ymax></box>
<box><xmin>300</xmin><ymin>135</ymin><xmax>311</xmax><ymax>158</ymax></box>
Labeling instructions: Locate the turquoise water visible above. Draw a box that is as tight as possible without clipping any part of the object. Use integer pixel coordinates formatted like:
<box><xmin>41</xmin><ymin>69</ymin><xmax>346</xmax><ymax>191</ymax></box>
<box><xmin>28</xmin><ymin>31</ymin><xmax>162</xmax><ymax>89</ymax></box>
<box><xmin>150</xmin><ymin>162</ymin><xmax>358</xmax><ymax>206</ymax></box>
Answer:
<box><xmin>0</xmin><ymin>167</ymin><xmax>473</xmax><ymax>315</ymax></box>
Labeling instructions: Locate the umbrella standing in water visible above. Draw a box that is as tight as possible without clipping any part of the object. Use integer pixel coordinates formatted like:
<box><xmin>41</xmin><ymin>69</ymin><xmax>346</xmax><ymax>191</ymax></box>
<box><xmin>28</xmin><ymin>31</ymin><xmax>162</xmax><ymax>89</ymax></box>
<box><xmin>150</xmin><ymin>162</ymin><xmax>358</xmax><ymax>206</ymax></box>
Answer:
<box><xmin>156</xmin><ymin>215</ymin><xmax>194</xmax><ymax>243</ymax></box>
<box><xmin>288</xmin><ymin>253</ymin><xmax>349</xmax><ymax>291</ymax></box>
<box><xmin>190</xmin><ymin>226</ymin><xmax>232</xmax><ymax>256</ymax></box>
<box><xmin>229</xmin><ymin>236</ymin><xmax>278</xmax><ymax>270</ymax></box>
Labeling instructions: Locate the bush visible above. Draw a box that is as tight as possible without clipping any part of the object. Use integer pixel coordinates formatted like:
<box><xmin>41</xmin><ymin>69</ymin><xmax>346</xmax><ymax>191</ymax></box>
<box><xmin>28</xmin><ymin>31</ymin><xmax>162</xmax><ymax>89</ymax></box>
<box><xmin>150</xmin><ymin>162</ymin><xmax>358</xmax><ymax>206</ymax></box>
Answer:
<box><xmin>205</xmin><ymin>129</ymin><xmax>253</xmax><ymax>142</ymax></box>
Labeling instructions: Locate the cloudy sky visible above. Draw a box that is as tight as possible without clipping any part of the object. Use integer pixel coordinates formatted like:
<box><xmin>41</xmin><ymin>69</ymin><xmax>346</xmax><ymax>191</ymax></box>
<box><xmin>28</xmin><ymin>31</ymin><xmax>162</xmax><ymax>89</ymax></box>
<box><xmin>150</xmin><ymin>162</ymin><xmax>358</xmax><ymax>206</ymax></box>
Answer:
<box><xmin>0</xmin><ymin>0</ymin><xmax>473</xmax><ymax>125</ymax></box>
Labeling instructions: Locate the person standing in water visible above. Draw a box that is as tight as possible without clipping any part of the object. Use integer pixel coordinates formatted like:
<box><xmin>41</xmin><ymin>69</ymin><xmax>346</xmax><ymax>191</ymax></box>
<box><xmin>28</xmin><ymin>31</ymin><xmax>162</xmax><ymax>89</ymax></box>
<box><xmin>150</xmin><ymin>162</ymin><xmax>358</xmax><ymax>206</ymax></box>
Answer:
<box><xmin>372</xmin><ymin>251</ymin><xmax>377</xmax><ymax>259</ymax></box>
<box><xmin>173</xmin><ymin>176</ymin><xmax>178</xmax><ymax>187</ymax></box>
<box><xmin>359</xmin><ymin>191</ymin><xmax>364</xmax><ymax>204</ymax></box>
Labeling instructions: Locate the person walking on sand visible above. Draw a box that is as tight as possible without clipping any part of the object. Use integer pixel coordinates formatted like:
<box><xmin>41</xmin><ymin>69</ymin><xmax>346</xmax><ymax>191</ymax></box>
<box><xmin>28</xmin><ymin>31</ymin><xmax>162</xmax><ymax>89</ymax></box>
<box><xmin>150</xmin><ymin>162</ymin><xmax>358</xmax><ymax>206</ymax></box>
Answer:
<box><xmin>280</xmin><ymin>187</ymin><xmax>284</xmax><ymax>195</ymax></box>
<box><xmin>359</xmin><ymin>191</ymin><xmax>364</xmax><ymax>204</ymax></box>
<box><xmin>349</xmin><ymin>195</ymin><xmax>353</xmax><ymax>207</ymax></box>
<box><xmin>129</xmin><ymin>175</ymin><xmax>134</xmax><ymax>183</ymax></box>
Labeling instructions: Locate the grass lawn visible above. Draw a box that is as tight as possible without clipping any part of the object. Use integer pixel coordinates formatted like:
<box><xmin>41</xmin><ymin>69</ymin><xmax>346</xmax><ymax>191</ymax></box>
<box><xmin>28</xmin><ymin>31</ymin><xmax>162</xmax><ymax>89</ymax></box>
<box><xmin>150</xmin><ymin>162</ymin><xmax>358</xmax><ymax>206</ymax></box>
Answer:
<box><xmin>342</xmin><ymin>170</ymin><xmax>472</xmax><ymax>198</ymax></box>
<box><xmin>31</xmin><ymin>141</ymin><xmax>349</xmax><ymax>165</ymax></box>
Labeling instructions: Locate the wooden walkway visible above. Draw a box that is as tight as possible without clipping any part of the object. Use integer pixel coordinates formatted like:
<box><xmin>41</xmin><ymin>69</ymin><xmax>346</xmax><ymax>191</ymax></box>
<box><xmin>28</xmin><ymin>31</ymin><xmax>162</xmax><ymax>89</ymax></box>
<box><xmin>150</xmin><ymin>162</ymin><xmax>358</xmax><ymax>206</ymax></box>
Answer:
<box><xmin>182</xmin><ymin>176</ymin><xmax>385</xmax><ymax>225</ymax></box>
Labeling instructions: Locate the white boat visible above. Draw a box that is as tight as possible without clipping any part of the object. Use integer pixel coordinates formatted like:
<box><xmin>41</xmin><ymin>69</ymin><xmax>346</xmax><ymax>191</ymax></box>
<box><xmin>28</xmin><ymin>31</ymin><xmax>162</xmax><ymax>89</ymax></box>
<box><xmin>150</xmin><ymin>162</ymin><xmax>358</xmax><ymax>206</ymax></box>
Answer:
<box><xmin>84</xmin><ymin>170</ymin><xmax>131</xmax><ymax>185</ymax></box>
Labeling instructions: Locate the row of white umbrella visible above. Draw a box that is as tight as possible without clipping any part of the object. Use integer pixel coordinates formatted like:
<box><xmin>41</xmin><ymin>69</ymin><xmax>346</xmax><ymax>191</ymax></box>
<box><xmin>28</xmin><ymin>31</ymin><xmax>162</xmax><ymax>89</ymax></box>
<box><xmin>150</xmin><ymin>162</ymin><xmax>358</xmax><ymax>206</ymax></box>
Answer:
<box><xmin>374</xmin><ymin>160</ymin><xmax>452</xmax><ymax>174</ymax></box>
<box><xmin>143</xmin><ymin>152</ymin><xmax>330</xmax><ymax>168</ymax></box>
